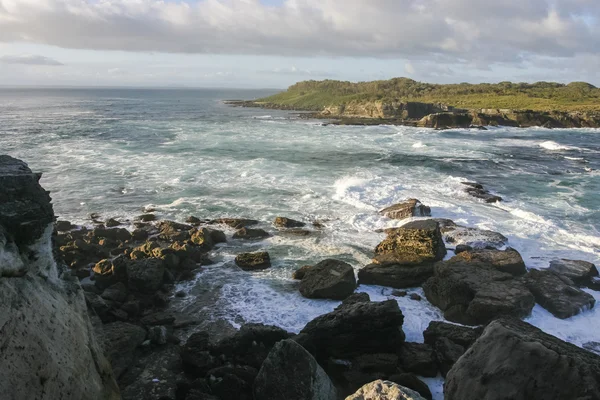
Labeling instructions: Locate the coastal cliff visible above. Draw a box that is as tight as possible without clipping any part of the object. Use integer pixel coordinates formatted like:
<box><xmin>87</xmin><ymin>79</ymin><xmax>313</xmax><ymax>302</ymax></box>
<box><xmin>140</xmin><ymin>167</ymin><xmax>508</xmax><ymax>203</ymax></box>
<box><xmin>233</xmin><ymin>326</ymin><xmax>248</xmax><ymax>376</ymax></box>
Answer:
<box><xmin>0</xmin><ymin>156</ymin><xmax>120</xmax><ymax>400</ymax></box>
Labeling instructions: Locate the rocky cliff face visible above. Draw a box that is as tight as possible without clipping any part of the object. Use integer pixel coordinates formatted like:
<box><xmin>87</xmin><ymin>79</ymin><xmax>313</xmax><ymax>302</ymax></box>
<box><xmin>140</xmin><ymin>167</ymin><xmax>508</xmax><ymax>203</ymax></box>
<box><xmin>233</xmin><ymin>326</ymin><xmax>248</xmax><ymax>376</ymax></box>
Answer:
<box><xmin>322</xmin><ymin>101</ymin><xmax>457</xmax><ymax>120</ymax></box>
<box><xmin>0</xmin><ymin>155</ymin><xmax>120</xmax><ymax>400</ymax></box>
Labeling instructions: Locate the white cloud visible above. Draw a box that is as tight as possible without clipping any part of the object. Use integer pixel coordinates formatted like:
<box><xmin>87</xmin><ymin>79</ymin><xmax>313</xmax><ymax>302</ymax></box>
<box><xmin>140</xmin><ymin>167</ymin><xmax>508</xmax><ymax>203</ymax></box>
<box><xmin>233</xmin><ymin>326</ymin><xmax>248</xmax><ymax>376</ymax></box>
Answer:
<box><xmin>0</xmin><ymin>54</ymin><xmax>63</xmax><ymax>65</ymax></box>
<box><xmin>0</xmin><ymin>0</ymin><xmax>597</xmax><ymax>69</ymax></box>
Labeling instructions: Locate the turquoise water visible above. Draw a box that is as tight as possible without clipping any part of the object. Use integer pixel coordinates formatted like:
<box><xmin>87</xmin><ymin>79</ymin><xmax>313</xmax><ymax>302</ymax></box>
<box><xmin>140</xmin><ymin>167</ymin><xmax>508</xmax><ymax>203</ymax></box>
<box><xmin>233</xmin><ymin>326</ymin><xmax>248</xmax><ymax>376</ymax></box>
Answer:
<box><xmin>2</xmin><ymin>88</ymin><xmax>599</xmax><ymax>398</ymax></box>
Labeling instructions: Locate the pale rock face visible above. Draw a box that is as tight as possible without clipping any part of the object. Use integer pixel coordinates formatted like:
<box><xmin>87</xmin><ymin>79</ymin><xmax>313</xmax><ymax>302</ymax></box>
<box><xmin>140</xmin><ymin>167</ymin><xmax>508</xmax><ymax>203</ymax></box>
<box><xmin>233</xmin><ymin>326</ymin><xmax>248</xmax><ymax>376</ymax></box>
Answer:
<box><xmin>0</xmin><ymin>155</ymin><xmax>120</xmax><ymax>400</ymax></box>
<box><xmin>345</xmin><ymin>380</ymin><xmax>426</xmax><ymax>400</ymax></box>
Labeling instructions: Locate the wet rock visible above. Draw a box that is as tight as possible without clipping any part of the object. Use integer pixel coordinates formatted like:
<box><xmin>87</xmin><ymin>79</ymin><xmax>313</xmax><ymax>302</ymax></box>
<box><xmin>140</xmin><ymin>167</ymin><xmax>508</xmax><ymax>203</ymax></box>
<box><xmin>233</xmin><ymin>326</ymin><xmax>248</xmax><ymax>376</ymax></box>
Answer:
<box><xmin>209</xmin><ymin>228</ymin><xmax>227</xmax><ymax>244</ymax></box>
<box><xmin>85</xmin><ymin>291</ymin><xmax>111</xmax><ymax>318</ymax></box>
<box><xmin>583</xmin><ymin>341</ymin><xmax>600</xmax><ymax>356</ymax></box>
<box><xmin>346</xmin><ymin>380</ymin><xmax>427</xmax><ymax>400</ymax></box>
<box><xmin>232</xmin><ymin>227</ymin><xmax>270</xmax><ymax>240</ymax></box>
<box><xmin>461</xmin><ymin>182</ymin><xmax>502</xmax><ymax>203</ymax></box>
<box><xmin>445</xmin><ymin>317</ymin><xmax>600</xmax><ymax>400</ymax></box>
<box><xmin>186</xmin><ymin>216</ymin><xmax>202</xmax><ymax>225</ymax></box>
<box><xmin>102</xmin><ymin>322</ymin><xmax>147</xmax><ymax>378</ymax></box>
<box><xmin>293</xmin><ymin>265</ymin><xmax>312</xmax><ymax>280</ymax></box>
<box><xmin>379</xmin><ymin>199</ymin><xmax>431</xmax><ymax>220</ymax></box>
<box><xmin>548</xmin><ymin>259</ymin><xmax>599</xmax><ymax>286</ymax></box>
<box><xmin>135</xmin><ymin>214</ymin><xmax>156</xmax><ymax>222</ymax></box>
<box><xmin>409</xmin><ymin>293</ymin><xmax>422</xmax><ymax>301</ymax></box>
<box><xmin>254</xmin><ymin>339</ymin><xmax>337</xmax><ymax>400</ymax></box>
<box><xmin>274</xmin><ymin>216</ymin><xmax>306</xmax><ymax>228</ymax></box>
<box><xmin>454</xmin><ymin>248</ymin><xmax>527</xmax><ymax>276</ymax></box>
<box><xmin>436</xmin><ymin>219</ymin><xmax>508</xmax><ymax>249</ymax></box>
<box><xmin>211</xmin><ymin>218</ymin><xmax>259</xmax><ymax>229</ymax></box>
<box><xmin>101</xmin><ymin>282</ymin><xmax>128</xmax><ymax>303</ymax></box>
<box><xmin>392</xmin><ymin>290</ymin><xmax>407</xmax><ymax>297</ymax></box>
<box><xmin>55</xmin><ymin>220</ymin><xmax>73</xmax><ymax>232</ymax></box>
<box><xmin>388</xmin><ymin>373</ymin><xmax>432</xmax><ymax>400</ymax></box>
<box><xmin>105</xmin><ymin>218</ymin><xmax>121</xmax><ymax>227</ymax></box>
<box><xmin>141</xmin><ymin>311</ymin><xmax>176</xmax><ymax>326</ymax></box>
<box><xmin>127</xmin><ymin>258</ymin><xmax>166</xmax><ymax>293</ymax></box>
<box><xmin>433</xmin><ymin>338</ymin><xmax>464</xmax><ymax>377</ymax></box>
<box><xmin>279</xmin><ymin>228</ymin><xmax>312</xmax><ymax>236</ymax></box>
<box><xmin>399</xmin><ymin>342</ymin><xmax>437</xmax><ymax>377</ymax></box>
<box><xmin>182</xmin><ymin>332</ymin><xmax>214</xmax><ymax>374</ymax></box>
<box><xmin>423</xmin><ymin>259</ymin><xmax>535</xmax><ymax>325</ymax></box>
<box><xmin>358</xmin><ymin>263</ymin><xmax>433</xmax><ymax>289</ymax></box>
<box><xmin>524</xmin><ymin>269</ymin><xmax>595</xmax><ymax>319</ymax></box>
<box><xmin>373</xmin><ymin>220</ymin><xmax>446</xmax><ymax>265</ymax></box>
<box><xmin>342</xmin><ymin>292</ymin><xmax>371</xmax><ymax>306</ymax></box>
<box><xmin>210</xmin><ymin>373</ymin><xmax>251</xmax><ymax>400</ymax></box>
<box><xmin>92</xmin><ymin>227</ymin><xmax>132</xmax><ymax>242</ymax></box>
<box><xmin>212</xmin><ymin>323</ymin><xmax>291</xmax><ymax>368</ymax></box>
<box><xmin>148</xmin><ymin>326</ymin><xmax>168</xmax><ymax>345</ymax></box>
<box><xmin>453</xmin><ymin>244</ymin><xmax>472</xmax><ymax>254</ymax></box>
<box><xmin>131</xmin><ymin>228</ymin><xmax>149</xmax><ymax>241</ymax></box>
<box><xmin>423</xmin><ymin>321</ymin><xmax>482</xmax><ymax>348</ymax></box>
<box><xmin>299</xmin><ymin>259</ymin><xmax>357</xmax><ymax>300</ymax></box>
<box><xmin>235</xmin><ymin>251</ymin><xmax>272</xmax><ymax>271</ymax></box>
<box><xmin>296</xmin><ymin>299</ymin><xmax>404</xmax><ymax>360</ymax></box>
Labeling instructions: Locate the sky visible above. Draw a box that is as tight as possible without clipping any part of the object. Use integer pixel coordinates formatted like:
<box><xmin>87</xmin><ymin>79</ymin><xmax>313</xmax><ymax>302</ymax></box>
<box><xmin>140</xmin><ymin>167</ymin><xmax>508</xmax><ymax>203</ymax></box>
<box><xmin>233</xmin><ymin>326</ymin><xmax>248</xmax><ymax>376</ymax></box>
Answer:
<box><xmin>0</xmin><ymin>0</ymin><xmax>599</xmax><ymax>88</ymax></box>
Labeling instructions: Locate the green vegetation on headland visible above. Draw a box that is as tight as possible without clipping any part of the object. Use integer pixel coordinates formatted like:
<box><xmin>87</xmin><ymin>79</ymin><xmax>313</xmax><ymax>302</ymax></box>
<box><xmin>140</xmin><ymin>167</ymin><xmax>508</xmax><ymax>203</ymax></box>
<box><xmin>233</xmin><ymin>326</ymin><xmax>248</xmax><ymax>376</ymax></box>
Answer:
<box><xmin>226</xmin><ymin>78</ymin><xmax>600</xmax><ymax>128</ymax></box>
<box><xmin>259</xmin><ymin>78</ymin><xmax>600</xmax><ymax>112</ymax></box>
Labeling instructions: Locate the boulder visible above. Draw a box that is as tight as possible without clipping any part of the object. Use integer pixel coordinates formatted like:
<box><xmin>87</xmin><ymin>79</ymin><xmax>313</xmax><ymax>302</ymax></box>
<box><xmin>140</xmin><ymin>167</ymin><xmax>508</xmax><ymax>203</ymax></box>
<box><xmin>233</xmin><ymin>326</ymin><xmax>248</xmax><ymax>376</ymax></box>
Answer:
<box><xmin>101</xmin><ymin>282</ymin><xmax>128</xmax><ymax>303</ymax></box>
<box><xmin>445</xmin><ymin>317</ymin><xmax>600</xmax><ymax>400</ymax></box>
<box><xmin>388</xmin><ymin>374</ymin><xmax>432</xmax><ymax>400</ymax></box>
<box><xmin>102</xmin><ymin>322</ymin><xmax>147</xmax><ymax>378</ymax></box>
<box><xmin>461</xmin><ymin>182</ymin><xmax>502</xmax><ymax>203</ymax></box>
<box><xmin>524</xmin><ymin>269</ymin><xmax>595</xmax><ymax>319</ymax></box>
<box><xmin>182</xmin><ymin>332</ymin><xmax>215</xmax><ymax>374</ymax></box>
<box><xmin>454</xmin><ymin>248</ymin><xmax>526</xmax><ymax>276</ymax></box>
<box><xmin>299</xmin><ymin>259</ymin><xmax>357</xmax><ymax>300</ymax></box>
<box><xmin>232</xmin><ymin>227</ymin><xmax>270</xmax><ymax>240</ymax></box>
<box><xmin>358</xmin><ymin>263</ymin><xmax>433</xmax><ymax>289</ymax></box>
<box><xmin>346</xmin><ymin>380</ymin><xmax>427</xmax><ymax>400</ymax></box>
<box><xmin>127</xmin><ymin>258</ymin><xmax>165</xmax><ymax>293</ymax></box>
<box><xmin>548</xmin><ymin>259</ymin><xmax>598</xmax><ymax>286</ymax></box>
<box><xmin>379</xmin><ymin>199</ymin><xmax>431</xmax><ymax>220</ymax></box>
<box><xmin>254</xmin><ymin>339</ymin><xmax>337</xmax><ymax>400</ymax></box>
<box><xmin>398</xmin><ymin>342</ymin><xmax>438</xmax><ymax>377</ymax></box>
<box><xmin>293</xmin><ymin>265</ymin><xmax>312</xmax><ymax>280</ymax></box>
<box><xmin>435</xmin><ymin>219</ymin><xmax>508</xmax><ymax>249</ymax></box>
<box><xmin>105</xmin><ymin>218</ymin><xmax>121</xmax><ymax>227</ymax></box>
<box><xmin>235</xmin><ymin>251</ymin><xmax>271</xmax><ymax>271</ymax></box>
<box><xmin>56</xmin><ymin>220</ymin><xmax>73</xmax><ymax>232</ymax></box>
<box><xmin>433</xmin><ymin>337</ymin><xmax>464</xmax><ymax>377</ymax></box>
<box><xmin>135</xmin><ymin>214</ymin><xmax>156</xmax><ymax>222</ymax></box>
<box><xmin>274</xmin><ymin>216</ymin><xmax>306</xmax><ymax>228</ymax></box>
<box><xmin>373</xmin><ymin>220</ymin><xmax>446</xmax><ymax>265</ymax></box>
<box><xmin>423</xmin><ymin>259</ymin><xmax>535</xmax><ymax>325</ymax></box>
<box><xmin>423</xmin><ymin>321</ymin><xmax>482</xmax><ymax>348</ymax></box>
<box><xmin>211</xmin><ymin>218</ymin><xmax>260</xmax><ymax>229</ymax></box>
<box><xmin>295</xmin><ymin>299</ymin><xmax>405</xmax><ymax>361</ymax></box>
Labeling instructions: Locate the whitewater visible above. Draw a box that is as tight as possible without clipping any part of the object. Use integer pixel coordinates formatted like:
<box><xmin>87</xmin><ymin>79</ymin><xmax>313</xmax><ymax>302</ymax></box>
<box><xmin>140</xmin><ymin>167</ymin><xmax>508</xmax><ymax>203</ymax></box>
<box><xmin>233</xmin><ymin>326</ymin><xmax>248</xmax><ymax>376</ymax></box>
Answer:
<box><xmin>2</xmin><ymin>88</ymin><xmax>599</xmax><ymax>399</ymax></box>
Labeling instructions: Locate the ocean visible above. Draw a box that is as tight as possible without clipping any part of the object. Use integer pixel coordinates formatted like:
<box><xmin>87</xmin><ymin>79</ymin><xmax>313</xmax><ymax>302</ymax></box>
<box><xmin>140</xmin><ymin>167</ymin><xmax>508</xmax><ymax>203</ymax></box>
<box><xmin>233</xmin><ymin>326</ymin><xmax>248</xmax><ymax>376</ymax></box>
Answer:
<box><xmin>2</xmin><ymin>88</ymin><xmax>599</xmax><ymax>398</ymax></box>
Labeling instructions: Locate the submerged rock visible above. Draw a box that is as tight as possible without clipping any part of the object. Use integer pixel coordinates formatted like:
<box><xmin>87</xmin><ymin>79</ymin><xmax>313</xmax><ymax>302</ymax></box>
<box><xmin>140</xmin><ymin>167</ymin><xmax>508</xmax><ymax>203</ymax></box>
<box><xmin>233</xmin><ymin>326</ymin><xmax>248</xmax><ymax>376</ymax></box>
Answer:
<box><xmin>235</xmin><ymin>251</ymin><xmax>272</xmax><ymax>271</ymax></box>
<box><xmin>232</xmin><ymin>227</ymin><xmax>270</xmax><ymax>240</ymax></box>
<box><xmin>346</xmin><ymin>380</ymin><xmax>427</xmax><ymax>400</ymax></box>
<box><xmin>273</xmin><ymin>216</ymin><xmax>306</xmax><ymax>228</ymax></box>
<box><xmin>373</xmin><ymin>220</ymin><xmax>446</xmax><ymax>265</ymax></box>
<box><xmin>461</xmin><ymin>182</ymin><xmax>502</xmax><ymax>203</ymax></box>
<box><xmin>211</xmin><ymin>218</ymin><xmax>260</xmax><ymax>229</ymax></box>
<box><xmin>435</xmin><ymin>219</ymin><xmax>508</xmax><ymax>249</ymax></box>
<box><xmin>254</xmin><ymin>339</ymin><xmax>337</xmax><ymax>400</ymax></box>
<box><xmin>524</xmin><ymin>269</ymin><xmax>595</xmax><ymax>319</ymax></box>
<box><xmin>379</xmin><ymin>199</ymin><xmax>431</xmax><ymax>221</ymax></box>
<box><xmin>299</xmin><ymin>259</ymin><xmax>357</xmax><ymax>300</ymax></box>
<box><xmin>445</xmin><ymin>317</ymin><xmax>600</xmax><ymax>400</ymax></box>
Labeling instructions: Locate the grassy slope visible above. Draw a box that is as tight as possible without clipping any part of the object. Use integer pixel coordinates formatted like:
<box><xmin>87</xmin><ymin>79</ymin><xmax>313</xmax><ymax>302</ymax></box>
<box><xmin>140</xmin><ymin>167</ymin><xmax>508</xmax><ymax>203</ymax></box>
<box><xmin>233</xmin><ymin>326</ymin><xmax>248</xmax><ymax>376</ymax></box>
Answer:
<box><xmin>259</xmin><ymin>78</ymin><xmax>600</xmax><ymax>112</ymax></box>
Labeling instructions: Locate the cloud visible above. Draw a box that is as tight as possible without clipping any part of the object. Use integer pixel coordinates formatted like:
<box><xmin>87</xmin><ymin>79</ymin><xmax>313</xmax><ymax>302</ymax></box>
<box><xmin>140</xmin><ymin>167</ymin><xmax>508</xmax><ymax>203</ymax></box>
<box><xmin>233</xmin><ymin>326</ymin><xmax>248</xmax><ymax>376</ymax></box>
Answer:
<box><xmin>260</xmin><ymin>66</ymin><xmax>336</xmax><ymax>77</ymax></box>
<box><xmin>0</xmin><ymin>54</ymin><xmax>63</xmax><ymax>66</ymax></box>
<box><xmin>0</xmin><ymin>0</ymin><xmax>598</xmax><ymax>70</ymax></box>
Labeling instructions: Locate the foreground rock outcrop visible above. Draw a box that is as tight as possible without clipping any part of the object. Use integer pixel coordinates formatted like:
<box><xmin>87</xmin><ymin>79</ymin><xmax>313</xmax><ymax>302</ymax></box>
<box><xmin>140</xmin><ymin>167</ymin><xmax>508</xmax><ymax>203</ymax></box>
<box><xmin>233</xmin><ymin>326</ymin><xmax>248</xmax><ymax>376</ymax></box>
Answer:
<box><xmin>346</xmin><ymin>380</ymin><xmax>426</xmax><ymax>400</ymax></box>
<box><xmin>0</xmin><ymin>156</ymin><xmax>119</xmax><ymax>400</ymax></box>
<box><xmin>445</xmin><ymin>317</ymin><xmax>600</xmax><ymax>400</ymax></box>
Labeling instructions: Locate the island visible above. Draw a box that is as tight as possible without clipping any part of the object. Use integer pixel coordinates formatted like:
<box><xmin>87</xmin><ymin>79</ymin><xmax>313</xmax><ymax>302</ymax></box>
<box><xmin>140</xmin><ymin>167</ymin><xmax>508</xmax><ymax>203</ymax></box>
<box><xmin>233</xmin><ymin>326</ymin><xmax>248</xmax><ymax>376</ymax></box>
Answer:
<box><xmin>226</xmin><ymin>78</ymin><xmax>600</xmax><ymax>129</ymax></box>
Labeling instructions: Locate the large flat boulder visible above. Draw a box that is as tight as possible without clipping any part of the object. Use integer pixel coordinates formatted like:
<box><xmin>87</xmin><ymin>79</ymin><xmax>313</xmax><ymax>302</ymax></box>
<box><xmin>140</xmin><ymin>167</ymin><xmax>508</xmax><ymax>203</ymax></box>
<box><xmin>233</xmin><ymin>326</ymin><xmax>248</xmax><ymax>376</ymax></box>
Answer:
<box><xmin>379</xmin><ymin>199</ymin><xmax>431</xmax><ymax>221</ymax></box>
<box><xmin>299</xmin><ymin>259</ymin><xmax>357</xmax><ymax>300</ymax></box>
<box><xmin>358</xmin><ymin>263</ymin><xmax>433</xmax><ymax>289</ymax></box>
<box><xmin>423</xmin><ymin>259</ymin><xmax>535</xmax><ymax>325</ymax></box>
<box><xmin>548</xmin><ymin>259</ymin><xmax>598</xmax><ymax>286</ymax></box>
<box><xmin>254</xmin><ymin>339</ymin><xmax>337</xmax><ymax>400</ymax></box>
<box><xmin>524</xmin><ymin>269</ymin><xmax>595</xmax><ymax>319</ymax></box>
<box><xmin>454</xmin><ymin>248</ymin><xmax>526</xmax><ymax>276</ymax></box>
<box><xmin>235</xmin><ymin>251</ymin><xmax>271</xmax><ymax>271</ymax></box>
<box><xmin>373</xmin><ymin>220</ymin><xmax>446</xmax><ymax>265</ymax></box>
<box><xmin>445</xmin><ymin>317</ymin><xmax>600</xmax><ymax>400</ymax></box>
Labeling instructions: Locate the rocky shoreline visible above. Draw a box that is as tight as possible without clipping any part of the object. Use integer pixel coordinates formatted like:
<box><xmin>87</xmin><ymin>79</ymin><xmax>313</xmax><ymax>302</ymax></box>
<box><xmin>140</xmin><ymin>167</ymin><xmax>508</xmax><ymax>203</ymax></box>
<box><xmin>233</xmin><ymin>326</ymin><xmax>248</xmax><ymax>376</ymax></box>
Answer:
<box><xmin>2</xmin><ymin>155</ymin><xmax>600</xmax><ymax>400</ymax></box>
<box><xmin>225</xmin><ymin>100</ymin><xmax>600</xmax><ymax>129</ymax></box>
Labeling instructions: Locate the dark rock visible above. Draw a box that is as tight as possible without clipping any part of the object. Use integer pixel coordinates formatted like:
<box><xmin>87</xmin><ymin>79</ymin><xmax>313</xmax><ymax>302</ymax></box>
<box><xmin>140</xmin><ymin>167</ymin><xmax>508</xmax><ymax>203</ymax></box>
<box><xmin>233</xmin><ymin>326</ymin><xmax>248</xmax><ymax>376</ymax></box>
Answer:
<box><xmin>212</xmin><ymin>324</ymin><xmax>291</xmax><ymax>369</ymax></box>
<box><xmin>92</xmin><ymin>227</ymin><xmax>132</xmax><ymax>242</ymax></box>
<box><xmin>253</xmin><ymin>339</ymin><xmax>337</xmax><ymax>400</ymax></box>
<box><xmin>105</xmin><ymin>218</ymin><xmax>121</xmax><ymax>227</ymax></box>
<box><xmin>454</xmin><ymin>248</ymin><xmax>527</xmax><ymax>276</ymax></box>
<box><xmin>84</xmin><ymin>291</ymin><xmax>111</xmax><ymax>317</ymax></box>
<box><xmin>101</xmin><ymin>282</ymin><xmax>128</xmax><ymax>303</ymax></box>
<box><xmin>454</xmin><ymin>244</ymin><xmax>472</xmax><ymax>254</ymax></box>
<box><xmin>295</xmin><ymin>299</ymin><xmax>404</xmax><ymax>360</ymax></box>
<box><xmin>210</xmin><ymin>373</ymin><xmax>251</xmax><ymax>400</ymax></box>
<box><xmin>341</xmin><ymin>292</ymin><xmax>371</xmax><ymax>306</ymax></box>
<box><xmin>358</xmin><ymin>263</ymin><xmax>433</xmax><ymax>289</ymax></box>
<box><xmin>299</xmin><ymin>259</ymin><xmax>357</xmax><ymax>300</ymax></box>
<box><xmin>379</xmin><ymin>199</ymin><xmax>431</xmax><ymax>220</ymax></box>
<box><xmin>461</xmin><ymin>182</ymin><xmax>502</xmax><ymax>203</ymax></box>
<box><xmin>423</xmin><ymin>259</ymin><xmax>535</xmax><ymax>325</ymax></box>
<box><xmin>206</xmin><ymin>365</ymin><xmax>258</xmax><ymax>385</ymax></box>
<box><xmin>347</xmin><ymin>380</ymin><xmax>427</xmax><ymax>400</ymax></box>
<box><xmin>548</xmin><ymin>259</ymin><xmax>599</xmax><ymax>286</ymax></box>
<box><xmin>524</xmin><ymin>269</ymin><xmax>595</xmax><ymax>319</ymax></box>
<box><xmin>583</xmin><ymin>341</ymin><xmax>600</xmax><ymax>356</ymax></box>
<box><xmin>102</xmin><ymin>322</ymin><xmax>147</xmax><ymax>378</ymax></box>
<box><xmin>409</xmin><ymin>293</ymin><xmax>422</xmax><ymax>301</ymax></box>
<box><xmin>274</xmin><ymin>216</ymin><xmax>306</xmax><ymax>228</ymax></box>
<box><xmin>373</xmin><ymin>220</ymin><xmax>446</xmax><ymax>265</ymax></box>
<box><xmin>182</xmin><ymin>332</ymin><xmax>215</xmax><ymax>374</ymax></box>
<box><xmin>423</xmin><ymin>321</ymin><xmax>482</xmax><ymax>348</ymax></box>
<box><xmin>211</xmin><ymin>218</ymin><xmax>259</xmax><ymax>229</ymax></box>
<box><xmin>293</xmin><ymin>265</ymin><xmax>312</xmax><ymax>280</ymax></box>
<box><xmin>235</xmin><ymin>251</ymin><xmax>271</xmax><ymax>271</ymax></box>
<box><xmin>148</xmin><ymin>326</ymin><xmax>168</xmax><ymax>345</ymax></box>
<box><xmin>436</xmin><ymin>219</ymin><xmax>508</xmax><ymax>249</ymax></box>
<box><xmin>232</xmin><ymin>227</ymin><xmax>270</xmax><ymax>240</ymax></box>
<box><xmin>392</xmin><ymin>290</ymin><xmax>408</xmax><ymax>297</ymax></box>
<box><xmin>131</xmin><ymin>228</ymin><xmax>149</xmax><ymax>241</ymax></box>
<box><xmin>434</xmin><ymin>337</ymin><xmax>464</xmax><ymax>377</ymax></box>
<box><xmin>120</xmin><ymin>300</ymin><xmax>140</xmax><ymax>318</ymax></box>
<box><xmin>399</xmin><ymin>342</ymin><xmax>437</xmax><ymax>377</ymax></box>
<box><xmin>186</xmin><ymin>216</ymin><xmax>202</xmax><ymax>225</ymax></box>
<box><xmin>55</xmin><ymin>220</ymin><xmax>73</xmax><ymax>232</ymax></box>
<box><xmin>141</xmin><ymin>311</ymin><xmax>177</xmax><ymax>326</ymax></box>
<box><xmin>127</xmin><ymin>258</ymin><xmax>165</xmax><ymax>293</ymax></box>
<box><xmin>135</xmin><ymin>214</ymin><xmax>156</xmax><ymax>222</ymax></box>
<box><xmin>209</xmin><ymin>229</ymin><xmax>227</xmax><ymax>244</ymax></box>
<box><xmin>445</xmin><ymin>317</ymin><xmax>600</xmax><ymax>400</ymax></box>
<box><xmin>388</xmin><ymin>373</ymin><xmax>433</xmax><ymax>400</ymax></box>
